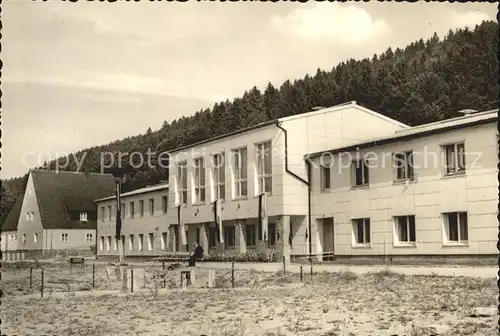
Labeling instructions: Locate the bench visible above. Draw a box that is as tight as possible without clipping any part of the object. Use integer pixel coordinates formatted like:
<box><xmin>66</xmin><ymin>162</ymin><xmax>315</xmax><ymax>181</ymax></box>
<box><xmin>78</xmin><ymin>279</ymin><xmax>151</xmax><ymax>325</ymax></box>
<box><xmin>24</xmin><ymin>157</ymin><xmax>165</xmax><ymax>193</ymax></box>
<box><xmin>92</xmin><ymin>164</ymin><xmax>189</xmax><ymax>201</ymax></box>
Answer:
<box><xmin>69</xmin><ymin>257</ymin><xmax>85</xmax><ymax>264</ymax></box>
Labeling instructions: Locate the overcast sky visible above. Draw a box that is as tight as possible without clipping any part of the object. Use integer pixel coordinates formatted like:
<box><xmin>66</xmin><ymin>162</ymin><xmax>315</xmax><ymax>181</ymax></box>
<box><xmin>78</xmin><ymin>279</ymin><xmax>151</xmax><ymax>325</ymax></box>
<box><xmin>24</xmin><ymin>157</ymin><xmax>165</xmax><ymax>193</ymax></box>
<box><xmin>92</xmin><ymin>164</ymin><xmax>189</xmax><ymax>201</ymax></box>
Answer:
<box><xmin>2</xmin><ymin>1</ymin><xmax>496</xmax><ymax>179</ymax></box>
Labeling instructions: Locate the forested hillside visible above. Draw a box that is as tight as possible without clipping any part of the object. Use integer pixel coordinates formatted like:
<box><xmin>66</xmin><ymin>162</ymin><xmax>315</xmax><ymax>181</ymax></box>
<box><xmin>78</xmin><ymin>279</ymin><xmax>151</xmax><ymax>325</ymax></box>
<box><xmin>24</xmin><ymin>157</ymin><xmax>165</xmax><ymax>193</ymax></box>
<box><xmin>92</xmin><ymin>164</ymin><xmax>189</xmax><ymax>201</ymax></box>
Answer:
<box><xmin>1</xmin><ymin>21</ymin><xmax>498</xmax><ymax>223</ymax></box>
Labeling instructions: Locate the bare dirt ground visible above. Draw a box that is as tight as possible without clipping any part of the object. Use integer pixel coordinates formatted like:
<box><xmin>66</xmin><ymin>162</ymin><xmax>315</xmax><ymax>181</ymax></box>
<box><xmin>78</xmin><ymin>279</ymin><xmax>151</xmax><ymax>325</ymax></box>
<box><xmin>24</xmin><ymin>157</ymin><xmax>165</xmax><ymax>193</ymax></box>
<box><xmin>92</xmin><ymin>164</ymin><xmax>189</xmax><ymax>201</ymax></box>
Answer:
<box><xmin>2</xmin><ymin>262</ymin><xmax>497</xmax><ymax>336</ymax></box>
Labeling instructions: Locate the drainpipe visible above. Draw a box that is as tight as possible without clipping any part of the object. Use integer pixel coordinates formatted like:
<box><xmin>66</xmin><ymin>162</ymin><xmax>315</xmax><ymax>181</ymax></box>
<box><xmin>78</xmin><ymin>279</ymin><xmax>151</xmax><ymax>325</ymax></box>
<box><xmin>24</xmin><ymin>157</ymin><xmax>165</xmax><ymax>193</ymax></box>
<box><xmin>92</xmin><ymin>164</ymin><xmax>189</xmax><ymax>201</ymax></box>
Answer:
<box><xmin>275</xmin><ymin>122</ymin><xmax>312</xmax><ymax>262</ymax></box>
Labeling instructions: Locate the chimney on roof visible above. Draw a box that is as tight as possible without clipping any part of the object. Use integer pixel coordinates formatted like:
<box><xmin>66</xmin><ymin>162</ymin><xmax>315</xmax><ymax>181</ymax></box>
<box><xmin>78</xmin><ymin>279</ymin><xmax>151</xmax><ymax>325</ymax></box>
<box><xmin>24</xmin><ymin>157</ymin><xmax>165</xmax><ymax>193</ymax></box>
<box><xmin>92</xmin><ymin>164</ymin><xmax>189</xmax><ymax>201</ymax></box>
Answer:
<box><xmin>458</xmin><ymin>109</ymin><xmax>478</xmax><ymax>115</ymax></box>
<box><xmin>312</xmin><ymin>106</ymin><xmax>324</xmax><ymax>111</ymax></box>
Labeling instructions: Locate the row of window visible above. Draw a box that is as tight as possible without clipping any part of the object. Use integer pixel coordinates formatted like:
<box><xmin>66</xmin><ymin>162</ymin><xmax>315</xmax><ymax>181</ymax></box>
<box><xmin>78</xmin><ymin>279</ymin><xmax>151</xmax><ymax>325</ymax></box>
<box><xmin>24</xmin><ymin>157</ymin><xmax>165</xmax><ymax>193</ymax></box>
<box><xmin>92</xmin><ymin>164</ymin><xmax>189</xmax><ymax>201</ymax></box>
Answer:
<box><xmin>17</xmin><ymin>233</ymin><xmax>94</xmax><ymax>244</ymax></box>
<box><xmin>348</xmin><ymin>212</ymin><xmax>469</xmax><ymax>246</ymax></box>
<box><xmin>100</xmin><ymin>196</ymin><xmax>168</xmax><ymax>222</ymax></box>
<box><xmin>25</xmin><ymin>212</ymin><xmax>89</xmax><ymax>222</ymax></box>
<box><xmin>176</xmin><ymin>141</ymin><xmax>272</xmax><ymax>205</ymax></box>
<box><xmin>99</xmin><ymin>223</ymin><xmax>278</xmax><ymax>252</ymax></box>
<box><xmin>320</xmin><ymin>143</ymin><xmax>466</xmax><ymax>190</ymax></box>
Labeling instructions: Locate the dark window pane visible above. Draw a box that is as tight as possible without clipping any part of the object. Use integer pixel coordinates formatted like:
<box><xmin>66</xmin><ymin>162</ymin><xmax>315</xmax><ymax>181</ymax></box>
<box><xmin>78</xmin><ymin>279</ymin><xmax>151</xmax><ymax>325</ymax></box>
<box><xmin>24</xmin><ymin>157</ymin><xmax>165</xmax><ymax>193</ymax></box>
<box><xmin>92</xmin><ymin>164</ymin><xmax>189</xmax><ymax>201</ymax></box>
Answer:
<box><xmin>365</xmin><ymin>220</ymin><xmax>370</xmax><ymax>243</ymax></box>
<box><xmin>363</xmin><ymin>162</ymin><xmax>369</xmax><ymax>184</ymax></box>
<box><xmin>356</xmin><ymin>220</ymin><xmax>363</xmax><ymax>243</ymax></box>
<box><xmin>409</xmin><ymin>216</ymin><xmax>416</xmax><ymax>242</ymax></box>
<box><xmin>398</xmin><ymin>217</ymin><xmax>407</xmax><ymax>242</ymax></box>
<box><xmin>459</xmin><ymin>212</ymin><xmax>468</xmax><ymax>241</ymax></box>
<box><xmin>448</xmin><ymin>213</ymin><xmax>458</xmax><ymax>241</ymax></box>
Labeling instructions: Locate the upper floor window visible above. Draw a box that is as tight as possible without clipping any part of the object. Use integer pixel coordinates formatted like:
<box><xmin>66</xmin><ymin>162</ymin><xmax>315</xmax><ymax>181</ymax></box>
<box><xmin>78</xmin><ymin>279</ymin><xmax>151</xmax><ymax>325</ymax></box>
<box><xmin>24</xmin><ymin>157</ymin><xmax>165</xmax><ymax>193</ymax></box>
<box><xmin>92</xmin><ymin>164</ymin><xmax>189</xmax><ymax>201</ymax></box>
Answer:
<box><xmin>121</xmin><ymin>203</ymin><xmax>125</xmax><ymax>219</ymax></box>
<box><xmin>232</xmin><ymin>147</ymin><xmax>248</xmax><ymax>198</ymax></box>
<box><xmin>256</xmin><ymin>141</ymin><xmax>272</xmax><ymax>194</ymax></box>
<box><xmin>394</xmin><ymin>151</ymin><xmax>414</xmax><ymax>181</ymax></box>
<box><xmin>26</xmin><ymin>212</ymin><xmax>34</xmax><ymax>222</ymax></box>
<box><xmin>149</xmin><ymin>198</ymin><xmax>155</xmax><ymax>216</ymax></box>
<box><xmin>21</xmin><ymin>234</ymin><xmax>26</xmax><ymax>244</ymax></box>
<box><xmin>100</xmin><ymin>207</ymin><xmax>105</xmax><ymax>221</ymax></box>
<box><xmin>213</xmin><ymin>153</ymin><xmax>225</xmax><ymax>200</ymax></box>
<box><xmin>177</xmin><ymin>161</ymin><xmax>188</xmax><ymax>205</ymax></box>
<box><xmin>148</xmin><ymin>233</ymin><xmax>154</xmax><ymax>250</ymax></box>
<box><xmin>352</xmin><ymin>160</ymin><xmax>369</xmax><ymax>186</ymax></box>
<box><xmin>139</xmin><ymin>200</ymin><xmax>144</xmax><ymax>217</ymax></box>
<box><xmin>162</xmin><ymin>196</ymin><xmax>168</xmax><ymax>214</ymax></box>
<box><xmin>129</xmin><ymin>202</ymin><xmax>135</xmax><ymax>218</ymax></box>
<box><xmin>129</xmin><ymin>234</ymin><xmax>135</xmax><ymax>251</ymax></box>
<box><xmin>107</xmin><ymin>205</ymin><xmax>112</xmax><ymax>221</ymax></box>
<box><xmin>194</xmin><ymin>158</ymin><xmax>206</xmax><ymax>203</ymax></box>
<box><xmin>320</xmin><ymin>166</ymin><xmax>331</xmax><ymax>190</ymax></box>
<box><xmin>33</xmin><ymin>233</ymin><xmax>38</xmax><ymax>243</ymax></box>
<box><xmin>80</xmin><ymin>212</ymin><xmax>88</xmax><ymax>222</ymax></box>
<box><xmin>443</xmin><ymin>143</ymin><xmax>465</xmax><ymax>175</ymax></box>
<box><xmin>138</xmin><ymin>234</ymin><xmax>144</xmax><ymax>251</ymax></box>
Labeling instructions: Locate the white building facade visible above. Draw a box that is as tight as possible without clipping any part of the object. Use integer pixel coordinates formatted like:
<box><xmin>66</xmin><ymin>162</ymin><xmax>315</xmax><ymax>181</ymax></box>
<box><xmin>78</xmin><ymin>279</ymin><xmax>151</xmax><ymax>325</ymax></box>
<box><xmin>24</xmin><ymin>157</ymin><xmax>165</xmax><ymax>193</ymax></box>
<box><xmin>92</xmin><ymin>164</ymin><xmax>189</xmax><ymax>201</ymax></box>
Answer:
<box><xmin>167</xmin><ymin>102</ymin><xmax>409</xmax><ymax>261</ymax></box>
<box><xmin>307</xmin><ymin>110</ymin><xmax>498</xmax><ymax>262</ymax></box>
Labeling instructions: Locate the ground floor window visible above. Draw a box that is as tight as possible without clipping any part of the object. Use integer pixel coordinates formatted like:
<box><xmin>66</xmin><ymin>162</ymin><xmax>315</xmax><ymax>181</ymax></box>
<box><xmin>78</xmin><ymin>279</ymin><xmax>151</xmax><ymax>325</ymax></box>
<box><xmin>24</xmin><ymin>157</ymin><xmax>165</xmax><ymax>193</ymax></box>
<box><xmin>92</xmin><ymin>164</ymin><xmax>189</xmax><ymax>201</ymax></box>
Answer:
<box><xmin>61</xmin><ymin>233</ymin><xmax>68</xmax><ymax>242</ymax></box>
<box><xmin>173</xmin><ymin>226</ymin><xmax>180</xmax><ymax>252</ymax></box>
<box><xmin>444</xmin><ymin>212</ymin><xmax>468</xmax><ymax>244</ymax></box>
<box><xmin>352</xmin><ymin>218</ymin><xmax>370</xmax><ymax>245</ymax></box>
<box><xmin>161</xmin><ymin>232</ymin><xmax>167</xmax><ymax>250</ymax></box>
<box><xmin>100</xmin><ymin>236</ymin><xmax>105</xmax><ymax>251</ymax></box>
<box><xmin>86</xmin><ymin>233</ymin><xmax>93</xmax><ymax>243</ymax></box>
<box><xmin>268</xmin><ymin>223</ymin><xmax>277</xmax><ymax>246</ymax></box>
<box><xmin>245</xmin><ymin>224</ymin><xmax>256</xmax><ymax>247</ymax></box>
<box><xmin>224</xmin><ymin>226</ymin><xmax>235</xmax><ymax>248</ymax></box>
<box><xmin>394</xmin><ymin>215</ymin><xmax>416</xmax><ymax>244</ymax></box>
<box><xmin>106</xmin><ymin>236</ymin><xmax>111</xmax><ymax>251</ymax></box>
<box><xmin>209</xmin><ymin>227</ymin><xmax>217</xmax><ymax>249</ymax></box>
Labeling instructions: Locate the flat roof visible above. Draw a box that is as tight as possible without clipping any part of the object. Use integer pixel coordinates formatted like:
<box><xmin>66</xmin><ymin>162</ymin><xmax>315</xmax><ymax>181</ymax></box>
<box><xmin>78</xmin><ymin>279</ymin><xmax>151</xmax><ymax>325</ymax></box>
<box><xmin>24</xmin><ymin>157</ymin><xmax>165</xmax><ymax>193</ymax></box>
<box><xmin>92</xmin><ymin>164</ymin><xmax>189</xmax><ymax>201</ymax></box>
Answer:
<box><xmin>306</xmin><ymin>109</ymin><xmax>498</xmax><ymax>158</ymax></box>
<box><xmin>94</xmin><ymin>183</ymin><xmax>169</xmax><ymax>203</ymax></box>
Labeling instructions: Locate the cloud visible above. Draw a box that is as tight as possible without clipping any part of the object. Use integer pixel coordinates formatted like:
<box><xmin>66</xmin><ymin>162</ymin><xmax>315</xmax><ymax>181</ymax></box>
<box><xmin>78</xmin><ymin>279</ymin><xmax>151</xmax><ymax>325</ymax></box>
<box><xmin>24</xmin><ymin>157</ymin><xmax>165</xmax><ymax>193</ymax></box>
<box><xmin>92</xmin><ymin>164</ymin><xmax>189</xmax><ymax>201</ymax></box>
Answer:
<box><xmin>270</xmin><ymin>3</ymin><xmax>391</xmax><ymax>44</ymax></box>
<box><xmin>449</xmin><ymin>10</ymin><xmax>491</xmax><ymax>29</ymax></box>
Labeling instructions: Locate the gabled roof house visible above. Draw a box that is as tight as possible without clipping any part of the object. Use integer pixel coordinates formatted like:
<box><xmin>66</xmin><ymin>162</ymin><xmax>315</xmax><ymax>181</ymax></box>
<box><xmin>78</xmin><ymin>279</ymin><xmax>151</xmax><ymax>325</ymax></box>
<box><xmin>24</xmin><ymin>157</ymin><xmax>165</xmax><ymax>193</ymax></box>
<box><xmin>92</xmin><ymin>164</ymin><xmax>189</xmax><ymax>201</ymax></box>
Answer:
<box><xmin>16</xmin><ymin>169</ymin><xmax>116</xmax><ymax>256</ymax></box>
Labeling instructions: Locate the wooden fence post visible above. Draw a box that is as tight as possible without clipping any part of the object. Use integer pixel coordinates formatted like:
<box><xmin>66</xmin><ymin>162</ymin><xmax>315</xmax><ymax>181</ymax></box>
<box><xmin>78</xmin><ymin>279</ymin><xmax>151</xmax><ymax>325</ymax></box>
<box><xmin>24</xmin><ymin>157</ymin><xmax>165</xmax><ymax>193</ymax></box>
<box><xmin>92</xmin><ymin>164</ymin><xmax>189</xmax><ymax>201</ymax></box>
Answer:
<box><xmin>231</xmin><ymin>262</ymin><xmax>235</xmax><ymax>288</ymax></box>
<box><xmin>92</xmin><ymin>263</ymin><xmax>96</xmax><ymax>289</ymax></box>
<box><xmin>131</xmin><ymin>269</ymin><xmax>134</xmax><ymax>293</ymax></box>
<box><xmin>40</xmin><ymin>269</ymin><xmax>44</xmax><ymax>298</ymax></box>
<box><xmin>282</xmin><ymin>256</ymin><xmax>286</xmax><ymax>274</ymax></box>
<box><xmin>29</xmin><ymin>265</ymin><xmax>33</xmax><ymax>289</ymax></box>
<box><xmin>300</xmin><ymin>266</ymin><xmax>303</xmax><ymax>282</ymax></box>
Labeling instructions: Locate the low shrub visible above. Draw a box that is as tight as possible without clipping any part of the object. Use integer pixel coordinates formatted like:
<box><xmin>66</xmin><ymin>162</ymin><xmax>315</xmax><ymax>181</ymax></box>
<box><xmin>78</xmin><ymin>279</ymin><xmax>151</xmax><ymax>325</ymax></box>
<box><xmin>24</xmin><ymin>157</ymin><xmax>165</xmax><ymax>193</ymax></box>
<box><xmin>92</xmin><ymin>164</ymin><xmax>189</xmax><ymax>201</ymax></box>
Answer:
<box><xmin>204</xmin><ymin>252</ymin><xmax>277</xmax><ymax>263</ymax></box>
